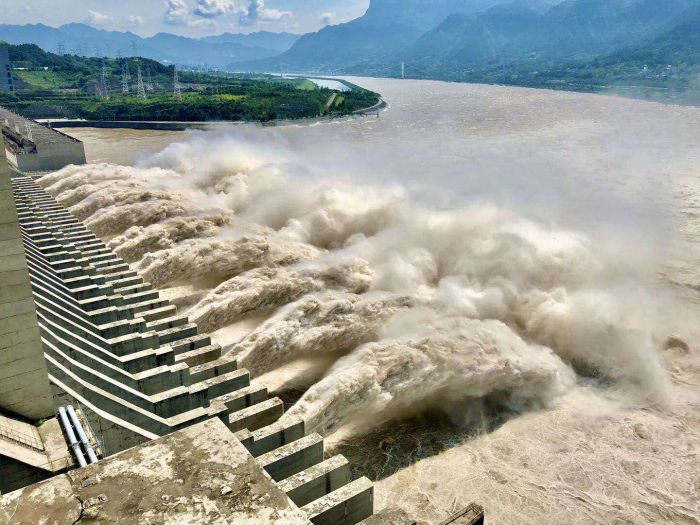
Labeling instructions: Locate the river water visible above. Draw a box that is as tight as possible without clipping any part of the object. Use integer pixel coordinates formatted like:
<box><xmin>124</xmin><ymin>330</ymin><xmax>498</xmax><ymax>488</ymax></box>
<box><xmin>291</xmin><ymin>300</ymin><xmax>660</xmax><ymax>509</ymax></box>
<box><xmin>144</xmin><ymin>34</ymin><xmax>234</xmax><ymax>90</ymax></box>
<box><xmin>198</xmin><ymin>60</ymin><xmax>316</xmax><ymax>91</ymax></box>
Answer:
<box><xmin>61</xmin><ymin>78</ymin><xmax>700</xmax><ymax>302</ymax></box>
<box><xmin>54</xmin><ymin>78</ymin><xmax>700</xmax><ymax>524</ymax></box>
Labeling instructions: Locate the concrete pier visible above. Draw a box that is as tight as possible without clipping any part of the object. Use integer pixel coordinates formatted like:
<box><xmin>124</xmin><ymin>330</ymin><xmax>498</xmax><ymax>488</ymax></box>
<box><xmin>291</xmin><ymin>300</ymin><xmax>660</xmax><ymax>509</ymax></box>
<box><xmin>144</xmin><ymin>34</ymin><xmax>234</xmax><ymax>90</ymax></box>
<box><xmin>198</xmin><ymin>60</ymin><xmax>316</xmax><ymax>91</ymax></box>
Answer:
<box><xmin>0</xmin><ymin>139</ymin><xmax>54</xmax><ymax>419</ymax></box>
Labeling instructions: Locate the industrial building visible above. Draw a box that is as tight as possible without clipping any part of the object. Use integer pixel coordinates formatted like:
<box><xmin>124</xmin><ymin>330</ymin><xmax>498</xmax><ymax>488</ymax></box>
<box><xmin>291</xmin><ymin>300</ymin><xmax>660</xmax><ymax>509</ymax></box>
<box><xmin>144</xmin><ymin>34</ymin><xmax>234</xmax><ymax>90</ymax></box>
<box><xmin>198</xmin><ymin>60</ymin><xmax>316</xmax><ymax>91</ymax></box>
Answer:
<box><xmin>1</xmin><ymin>107</ymin><xmax>86</xmax><ymax>172</ymax></box>
<box><xmin>0</xmin><ymin>45</ymin><xmax>13</xmax><ymax>93</ymax></box>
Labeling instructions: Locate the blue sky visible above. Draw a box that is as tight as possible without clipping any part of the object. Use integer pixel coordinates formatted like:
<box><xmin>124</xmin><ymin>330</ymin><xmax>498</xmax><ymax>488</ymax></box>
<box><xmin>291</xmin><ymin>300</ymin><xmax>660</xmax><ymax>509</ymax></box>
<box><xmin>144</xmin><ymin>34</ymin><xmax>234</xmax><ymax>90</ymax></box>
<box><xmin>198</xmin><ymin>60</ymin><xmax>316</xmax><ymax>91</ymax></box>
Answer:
<box><xmin>1</xmin><ymin>0</ymin><xmax>370</xmax><ymax>36</ymax></box>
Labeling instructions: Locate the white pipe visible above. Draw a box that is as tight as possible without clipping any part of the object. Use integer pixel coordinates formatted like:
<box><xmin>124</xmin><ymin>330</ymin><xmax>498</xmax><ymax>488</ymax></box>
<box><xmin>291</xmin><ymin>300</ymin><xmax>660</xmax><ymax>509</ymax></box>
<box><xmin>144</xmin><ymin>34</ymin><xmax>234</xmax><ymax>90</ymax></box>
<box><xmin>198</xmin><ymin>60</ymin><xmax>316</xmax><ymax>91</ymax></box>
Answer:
<box><xmin>58</xmin><ymin>406</ymin><xmax>87</xmax><ymax>468</ymax></box>
<box><xmin>66</xmin><ymin>405</ymin><xmax>99</xmax><ymax>464</ymax></box>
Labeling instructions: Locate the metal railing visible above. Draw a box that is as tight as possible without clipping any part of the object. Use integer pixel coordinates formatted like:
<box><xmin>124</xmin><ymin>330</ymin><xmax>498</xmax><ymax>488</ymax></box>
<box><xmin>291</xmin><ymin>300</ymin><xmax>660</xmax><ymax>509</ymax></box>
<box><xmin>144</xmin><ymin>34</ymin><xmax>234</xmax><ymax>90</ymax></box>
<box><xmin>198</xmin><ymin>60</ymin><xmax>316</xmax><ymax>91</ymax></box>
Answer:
<box><xmin>0</xmin><ymin>423</ymin><xmax>44</xmax><ymax>452</ymax></box>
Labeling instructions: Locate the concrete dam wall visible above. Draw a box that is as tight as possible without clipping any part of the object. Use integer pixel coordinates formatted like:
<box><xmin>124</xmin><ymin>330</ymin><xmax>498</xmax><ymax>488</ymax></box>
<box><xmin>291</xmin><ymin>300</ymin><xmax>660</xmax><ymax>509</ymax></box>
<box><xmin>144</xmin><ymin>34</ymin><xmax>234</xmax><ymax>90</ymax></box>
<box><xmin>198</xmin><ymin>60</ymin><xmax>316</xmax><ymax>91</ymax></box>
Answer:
<box><xmin>0</xmin><ymin>159</ymin><xmax>378</xmax><ymax>523</ymax></box>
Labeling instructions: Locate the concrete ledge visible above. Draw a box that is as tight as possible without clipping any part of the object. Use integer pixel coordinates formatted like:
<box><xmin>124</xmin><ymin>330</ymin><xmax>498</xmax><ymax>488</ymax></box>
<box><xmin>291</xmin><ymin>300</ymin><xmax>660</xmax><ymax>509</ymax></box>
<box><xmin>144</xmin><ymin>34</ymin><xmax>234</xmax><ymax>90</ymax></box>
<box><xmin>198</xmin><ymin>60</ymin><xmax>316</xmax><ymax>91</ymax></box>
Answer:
<box><xmin>258</xmin><ymin>433</ymin><xmax>324</xmax><ymax>482</ymax></box>
<box><xmin>279</xmin><ymin>455</ymin><xmax>352</xmax><ymax>508</ymax></box>
<box><xmin>303</xmin><ymin>477</ymin><xmax>374</xmax><ymax>525</ymax></box>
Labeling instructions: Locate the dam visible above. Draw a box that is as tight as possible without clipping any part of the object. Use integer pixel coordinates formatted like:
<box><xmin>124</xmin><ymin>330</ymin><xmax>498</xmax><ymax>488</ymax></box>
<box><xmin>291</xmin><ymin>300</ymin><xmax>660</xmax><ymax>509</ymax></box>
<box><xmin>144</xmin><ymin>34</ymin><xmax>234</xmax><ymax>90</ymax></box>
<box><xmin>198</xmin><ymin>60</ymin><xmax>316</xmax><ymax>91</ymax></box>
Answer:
<box><xmin>0</xmin><ymin>139</ymin><xmax>374</xmax><ymax>522</ymax></box>
<box><xmin>0</xmin><ymin>114</ymin><xmax>484</xmax><ymax>524</ymax></box>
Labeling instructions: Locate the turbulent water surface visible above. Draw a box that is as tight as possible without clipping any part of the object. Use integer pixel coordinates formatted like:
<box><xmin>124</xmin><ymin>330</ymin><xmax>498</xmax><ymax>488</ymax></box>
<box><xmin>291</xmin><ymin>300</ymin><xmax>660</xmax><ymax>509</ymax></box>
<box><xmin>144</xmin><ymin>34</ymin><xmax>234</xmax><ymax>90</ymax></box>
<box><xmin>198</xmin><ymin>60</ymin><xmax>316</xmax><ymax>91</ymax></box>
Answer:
<box><xmin>53</xmin><ymin>79</ymin><xmax>700</xmax><ymax>524</ymax></box>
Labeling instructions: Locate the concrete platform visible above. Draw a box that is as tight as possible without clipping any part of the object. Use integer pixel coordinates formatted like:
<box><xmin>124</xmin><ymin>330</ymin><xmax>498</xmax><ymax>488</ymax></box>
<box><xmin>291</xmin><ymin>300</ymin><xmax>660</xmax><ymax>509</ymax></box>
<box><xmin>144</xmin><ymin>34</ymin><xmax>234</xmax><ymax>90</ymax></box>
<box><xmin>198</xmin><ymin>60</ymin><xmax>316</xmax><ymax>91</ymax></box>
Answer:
<box><xmin>0</xmin><ymin>418</ymin><xmax>311</xmax><ymax>524</ymax></box>
<box><xmin>0</xmin><ymin>414</ymin><xmax>73</xmax><ymax>494</ymax></box>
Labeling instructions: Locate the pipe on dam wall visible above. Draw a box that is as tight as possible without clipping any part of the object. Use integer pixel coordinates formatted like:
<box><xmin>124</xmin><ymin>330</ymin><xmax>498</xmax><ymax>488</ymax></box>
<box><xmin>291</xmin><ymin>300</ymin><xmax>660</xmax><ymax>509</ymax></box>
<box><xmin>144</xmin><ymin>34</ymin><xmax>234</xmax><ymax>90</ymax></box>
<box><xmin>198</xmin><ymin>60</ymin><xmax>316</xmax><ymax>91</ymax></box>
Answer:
<box><xmin>67</xmin><ymin>405</ymin><xmax>99</xmax><ymax>464</ymax></box>
<box><xmin>58</xmin><ymin>406</ymin><xmax>87</xmax><ymax>468</ymax></box>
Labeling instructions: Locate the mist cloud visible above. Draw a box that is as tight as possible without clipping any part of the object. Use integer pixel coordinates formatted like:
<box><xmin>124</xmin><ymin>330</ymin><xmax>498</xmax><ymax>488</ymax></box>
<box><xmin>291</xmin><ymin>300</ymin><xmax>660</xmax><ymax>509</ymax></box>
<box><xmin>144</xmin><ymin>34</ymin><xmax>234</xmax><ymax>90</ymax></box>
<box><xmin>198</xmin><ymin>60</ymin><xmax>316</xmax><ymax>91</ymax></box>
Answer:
<box><xmin>38</xmin><ymin>120</ymin><xmax>681</xmax><ymax>438</ymax></box>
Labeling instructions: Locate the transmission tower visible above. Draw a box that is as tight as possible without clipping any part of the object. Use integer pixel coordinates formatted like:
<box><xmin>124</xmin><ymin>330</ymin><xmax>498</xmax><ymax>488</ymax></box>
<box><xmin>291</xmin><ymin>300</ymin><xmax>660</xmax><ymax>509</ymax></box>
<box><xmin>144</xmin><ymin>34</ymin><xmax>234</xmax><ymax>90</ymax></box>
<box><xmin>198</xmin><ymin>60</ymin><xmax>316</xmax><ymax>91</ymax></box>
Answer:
<box><xmin>131</xmin><ymin>41</ymin><xmax>138</xmax><ymax>57</ymax></box>
<box><xmin>136</xmin><ymin>60</ymin><xmax>147</xmax><ymax>99</ymax></box>
<box><xmin>122</xmin><ymin>60</ymin><xmax>130</xmax><ymax>94</ymax></box>
<box><xmin>173</xmin><ymin>66</ymin><xmax>182</xmax><ymax>101</ymax></box>
<box><xmin>125</xmin><ymin>60</ymin><xmax>131</xmax><ymax>82</ymax></box>
<box><xmin>146</xmin><ymin>68</ymin><xmax>154</xmax><ymax>92</ymax></box>
<box><xmin>101</xmin><ymin>62</ymin><xmax>110</xmax><ymax>100</ymax></box>
<box><xmin>57</xmin><ymin>42</ymin><xmax>66</xmax><ymax>56</ymax></box>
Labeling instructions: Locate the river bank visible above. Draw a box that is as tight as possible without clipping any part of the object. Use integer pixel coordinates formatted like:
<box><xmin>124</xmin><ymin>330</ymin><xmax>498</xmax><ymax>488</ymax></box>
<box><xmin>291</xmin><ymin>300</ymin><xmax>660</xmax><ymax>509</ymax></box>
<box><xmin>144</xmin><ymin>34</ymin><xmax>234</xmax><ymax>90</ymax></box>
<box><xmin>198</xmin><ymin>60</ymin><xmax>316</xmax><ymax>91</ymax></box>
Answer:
<box><xmin>42</xmin><ymin>98</ymin><xmax>387</xmax><ymax>131</ymax></box>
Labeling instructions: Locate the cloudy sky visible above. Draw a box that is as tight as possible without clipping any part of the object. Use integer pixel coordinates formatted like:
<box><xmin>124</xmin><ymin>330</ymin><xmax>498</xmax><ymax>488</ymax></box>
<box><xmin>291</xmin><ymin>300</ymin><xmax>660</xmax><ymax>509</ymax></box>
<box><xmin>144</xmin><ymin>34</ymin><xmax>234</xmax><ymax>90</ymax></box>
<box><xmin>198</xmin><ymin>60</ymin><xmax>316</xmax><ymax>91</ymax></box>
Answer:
<box><xmin>2</xmin><ymin>0</ymin><xmax>370</xmax><ymax>36</ymax></box>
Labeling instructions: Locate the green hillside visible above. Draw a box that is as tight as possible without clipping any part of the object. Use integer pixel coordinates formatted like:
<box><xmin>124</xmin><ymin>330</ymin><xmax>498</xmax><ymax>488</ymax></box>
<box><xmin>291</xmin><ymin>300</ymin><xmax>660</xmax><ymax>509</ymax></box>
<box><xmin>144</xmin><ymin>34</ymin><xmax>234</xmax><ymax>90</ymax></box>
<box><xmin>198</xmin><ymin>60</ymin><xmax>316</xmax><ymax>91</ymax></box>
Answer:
<box><xmin>7</xmin><ymin>43</ymin><xmax>172</xmax><ymax>92</ymax></box>
<box><xmin>0</xmin><ymin>43</ymin><xmax>380</xmax><ymax>121</ymax></box>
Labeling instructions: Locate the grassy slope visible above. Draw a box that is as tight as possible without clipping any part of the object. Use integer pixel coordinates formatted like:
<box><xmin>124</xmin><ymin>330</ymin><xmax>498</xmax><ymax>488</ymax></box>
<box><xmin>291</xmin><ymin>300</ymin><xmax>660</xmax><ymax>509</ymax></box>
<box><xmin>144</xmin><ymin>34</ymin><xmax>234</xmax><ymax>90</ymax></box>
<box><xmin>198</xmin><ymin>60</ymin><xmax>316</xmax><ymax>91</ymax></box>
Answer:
<box><xmin>1</xmin><ymin>43</ymin><xmax>381</xmax><ymax>121</ymax></box>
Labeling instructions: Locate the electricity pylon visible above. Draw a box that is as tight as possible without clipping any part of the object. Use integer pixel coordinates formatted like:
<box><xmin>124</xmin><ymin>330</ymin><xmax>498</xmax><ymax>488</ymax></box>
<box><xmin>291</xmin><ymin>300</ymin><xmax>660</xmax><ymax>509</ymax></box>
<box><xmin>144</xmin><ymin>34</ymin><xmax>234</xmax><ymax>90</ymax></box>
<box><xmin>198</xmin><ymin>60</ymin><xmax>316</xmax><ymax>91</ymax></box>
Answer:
<box><xmin>173</xmin><ymin>66</ymin><xmax>182</xmax><ymax>101</ymax></box>
<box><xmin>136</xmin><ymin>61</ymin><xmax>147</xmax><ymax>99</ymax></box>
<box><xmin>122</xmin><ymin>60</ymin><xmax>130</xmax><ymax>94</ymax></box>
<box><xmin>101</xmin><ymin>62</ymin><xmax>110</xmax><ymax>100</ymax></box>
<box><xmin>146</xmin><ymin>68</ymin><xmax>154</xmax><ymax>92</ymax></box>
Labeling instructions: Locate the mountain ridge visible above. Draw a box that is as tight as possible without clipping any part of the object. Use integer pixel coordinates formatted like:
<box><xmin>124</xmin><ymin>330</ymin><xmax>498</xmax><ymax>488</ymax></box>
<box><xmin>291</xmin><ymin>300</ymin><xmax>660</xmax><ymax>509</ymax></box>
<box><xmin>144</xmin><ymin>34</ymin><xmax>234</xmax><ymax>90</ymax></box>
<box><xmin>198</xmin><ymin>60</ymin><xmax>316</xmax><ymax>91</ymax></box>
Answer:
<box><xmin>233</xmin><ymin>0</ymin><xmax>523</xmax><ymax>72</ymax></box>
<box><xmin>0</xmin><ymin>23</ymin><xmax>300</xmax><ymax>68</ymax></box>
<box><xmin>234</xmin><ymin>0</ymin><xmax>700</xmax><ymax>75</ymax></box>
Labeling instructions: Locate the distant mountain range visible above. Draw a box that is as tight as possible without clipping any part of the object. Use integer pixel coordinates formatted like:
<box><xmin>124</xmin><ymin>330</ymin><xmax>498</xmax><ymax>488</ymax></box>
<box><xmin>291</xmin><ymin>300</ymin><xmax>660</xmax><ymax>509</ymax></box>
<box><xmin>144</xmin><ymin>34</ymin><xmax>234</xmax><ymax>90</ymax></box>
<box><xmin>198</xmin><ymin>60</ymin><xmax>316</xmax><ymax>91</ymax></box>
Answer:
<box><xmin>402</xmin><ymin>0</ymin><xmax>700</xmax><ymax>73</ymax></box>
<box><xmin>600</xmin><ymin>4</ymin><xmax>700</xmax><ymax>67</ymax></box>
<box><xmin>0</xmin><ymin>23</ymin><xmax>299</xmax><ymax>68</ymax></box>
<box><xmin>2</xmin><ymin>0</ymin><xmax>700</xmax><ymax>104</ymax></box>
<box><xmin>234</xmin><ymin>0</ymin><xmax>700</xmax><ymax>79</ymax></box>
<box><xmin>237</xmin><ymin>0</ymin><xmax>536</xmax><ymax>72</ymax></box>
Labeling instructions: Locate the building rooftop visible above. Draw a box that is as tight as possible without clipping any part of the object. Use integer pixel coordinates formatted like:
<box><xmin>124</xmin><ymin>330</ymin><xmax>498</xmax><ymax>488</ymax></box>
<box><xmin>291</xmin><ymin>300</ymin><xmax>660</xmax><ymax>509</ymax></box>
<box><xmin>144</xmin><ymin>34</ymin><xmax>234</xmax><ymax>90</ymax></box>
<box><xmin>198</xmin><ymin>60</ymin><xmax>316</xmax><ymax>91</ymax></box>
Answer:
<box><xmin>0</xmin><ymin>107</ymin><xmax>82</xmax><ymax>149</ymax></box>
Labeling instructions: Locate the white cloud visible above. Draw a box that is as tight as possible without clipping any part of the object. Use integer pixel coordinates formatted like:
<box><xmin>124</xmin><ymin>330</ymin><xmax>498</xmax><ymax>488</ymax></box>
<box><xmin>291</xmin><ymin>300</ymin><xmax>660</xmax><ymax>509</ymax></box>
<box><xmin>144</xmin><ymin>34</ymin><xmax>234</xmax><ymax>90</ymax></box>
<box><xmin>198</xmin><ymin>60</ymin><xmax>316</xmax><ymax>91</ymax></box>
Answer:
<box><xmin>87</xmin><ymin>9</ymin><xmax>111</xmax><ymax>27</ymax></box>
<box><xmin>320</xmin><ymin>12</ymin><xmax>335</xmax><ymax>26</ymax></box>
<box><xmin>164</xmin><ymin>0</ymin><xmax>190</xmax><ymax>25</ymax></box>
<box><xmin>239</xmin><ymin>0</ymin><xmax>291</xmax><ymax>26</ymax></box>
<box><xmin>193</xmin><ymin>0</ymin><xmax>235</xmax><ymax>18</ymax></box>
<box><xmin>127</xmin><ymin>15</ymin><xmax>144</xmax><ymax>27</ymax></box>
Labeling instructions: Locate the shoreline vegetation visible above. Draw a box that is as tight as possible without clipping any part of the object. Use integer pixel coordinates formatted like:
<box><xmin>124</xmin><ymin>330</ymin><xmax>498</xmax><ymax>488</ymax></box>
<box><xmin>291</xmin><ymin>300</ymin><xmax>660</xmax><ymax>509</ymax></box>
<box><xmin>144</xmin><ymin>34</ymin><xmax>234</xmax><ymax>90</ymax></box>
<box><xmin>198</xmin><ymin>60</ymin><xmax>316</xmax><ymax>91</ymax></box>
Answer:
<box><xmin>0</xmin><ymin>43</ymin><xmax>381</xmax><ymax>123</ymax></box>
<box><xmin>43</xmin><ymin>97</ymin><xmax>388</xmax><ymax>131</ymax></box>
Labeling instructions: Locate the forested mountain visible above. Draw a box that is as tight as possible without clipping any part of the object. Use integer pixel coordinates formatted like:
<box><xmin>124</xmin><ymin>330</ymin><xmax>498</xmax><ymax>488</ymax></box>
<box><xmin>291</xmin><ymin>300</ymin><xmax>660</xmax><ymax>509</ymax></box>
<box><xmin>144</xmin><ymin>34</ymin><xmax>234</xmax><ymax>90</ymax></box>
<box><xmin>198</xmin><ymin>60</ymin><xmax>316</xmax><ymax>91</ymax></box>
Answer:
<box><xmin>235</xmin><ymin>0</ymin><xmax>533</xmax><ymax>71</ymax></box>
<box><xmin>402</xmin><ymin>0</ymin><xmax>700</xmax><ymax>71</ymax></box>
<box><xmin>599</xmin><ymin>5</ymin><xmax>700</xmax><ymax>66</ymax></box>
<box><xmin>0</xmin><ymin>23</ymin><xmax>300</xmax><ymax>68</ymax></box>
<box><xmin>404</xmin><ymin>2</ymin><xmax>547</xmax><ymax>67</ymax></box>
<box><xmin>437</xmin><ymin>4</ymin><xmax>700</xmax><ymax>105</ymax></box>
<box><xmin>237</xmin><ymin>0</ymin><xmax>700</xmax><ymax>76</ymax></box>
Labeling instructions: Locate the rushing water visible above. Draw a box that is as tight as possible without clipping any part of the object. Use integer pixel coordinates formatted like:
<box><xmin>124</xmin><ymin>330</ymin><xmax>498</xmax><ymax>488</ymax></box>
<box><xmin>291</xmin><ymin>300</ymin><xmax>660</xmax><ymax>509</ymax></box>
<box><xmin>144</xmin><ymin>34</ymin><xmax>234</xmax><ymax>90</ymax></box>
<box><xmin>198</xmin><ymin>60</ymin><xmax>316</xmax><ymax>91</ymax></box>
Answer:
<box><xmin>54</xmin><ymin>78</ymin><xmax>700</xmax><ymax>524</ymax></box>
<box><xmin>60</xmin><ymin>78</ymin><xmax>700</xmax><ymax>300</ymax></box>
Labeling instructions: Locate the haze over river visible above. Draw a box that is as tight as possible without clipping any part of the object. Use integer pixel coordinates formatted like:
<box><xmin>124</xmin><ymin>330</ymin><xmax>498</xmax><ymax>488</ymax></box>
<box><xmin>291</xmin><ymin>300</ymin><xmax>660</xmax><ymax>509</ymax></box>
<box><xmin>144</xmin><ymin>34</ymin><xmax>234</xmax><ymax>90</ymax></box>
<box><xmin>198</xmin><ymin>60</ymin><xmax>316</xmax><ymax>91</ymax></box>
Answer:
<box><xmin>56</xmin><ymin>78</ymin><xmax>700</xmax><ymax>524</ymax></box>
